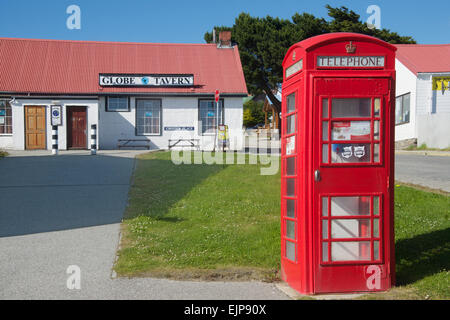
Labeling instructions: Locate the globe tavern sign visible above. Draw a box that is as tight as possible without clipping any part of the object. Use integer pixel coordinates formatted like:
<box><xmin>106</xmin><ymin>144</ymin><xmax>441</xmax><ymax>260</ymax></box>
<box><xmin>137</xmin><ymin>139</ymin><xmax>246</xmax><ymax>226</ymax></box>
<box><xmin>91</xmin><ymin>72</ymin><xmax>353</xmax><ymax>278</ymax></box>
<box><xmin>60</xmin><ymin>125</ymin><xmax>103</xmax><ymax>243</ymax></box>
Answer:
<box><xmin>99</xmin><ymin>74</ymin><xmax>194</xmax><ymax>87</ymax></box>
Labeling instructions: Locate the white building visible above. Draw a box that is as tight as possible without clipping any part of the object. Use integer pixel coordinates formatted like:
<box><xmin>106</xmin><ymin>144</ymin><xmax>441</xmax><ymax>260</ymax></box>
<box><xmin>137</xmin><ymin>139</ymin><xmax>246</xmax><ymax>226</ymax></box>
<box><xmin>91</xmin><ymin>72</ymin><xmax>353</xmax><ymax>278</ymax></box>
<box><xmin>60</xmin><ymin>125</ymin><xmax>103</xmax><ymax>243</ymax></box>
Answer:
<box><xmin>0</xmin><ymin>34</ymin><xmax>247</xmax><ymax>151</ymax></box>
<box><xmin>394</xmin><ymin>44</ymin><xmax>450</xmax><ymax>149</ymax></box>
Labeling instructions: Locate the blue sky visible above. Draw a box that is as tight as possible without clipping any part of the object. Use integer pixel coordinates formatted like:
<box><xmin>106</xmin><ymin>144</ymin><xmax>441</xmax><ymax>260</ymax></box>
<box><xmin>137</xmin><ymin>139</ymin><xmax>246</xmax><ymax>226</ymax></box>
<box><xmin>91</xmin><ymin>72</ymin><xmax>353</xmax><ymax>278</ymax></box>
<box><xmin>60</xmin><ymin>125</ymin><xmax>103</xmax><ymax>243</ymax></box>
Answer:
<box><xmin>0</xmin><ymin>0</ymin><xmax>448</xmax><ymax>44</ymax></box>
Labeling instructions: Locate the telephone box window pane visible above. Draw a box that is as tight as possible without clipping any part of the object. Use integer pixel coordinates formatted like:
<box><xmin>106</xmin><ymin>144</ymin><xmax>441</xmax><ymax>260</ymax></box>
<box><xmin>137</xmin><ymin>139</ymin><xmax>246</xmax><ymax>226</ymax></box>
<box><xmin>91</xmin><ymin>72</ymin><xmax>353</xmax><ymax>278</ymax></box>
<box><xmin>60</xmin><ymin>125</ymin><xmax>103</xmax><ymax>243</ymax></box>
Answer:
<box><xmin>322</xmin><ymin>98</ymin><xmax>329</xmax><ymax>118</ymax></box>
<box><xmin>322</xmin><ymin>220</ymin><xmax>328</xmax><ymax>239</ymax></box>
<box><xmin>374</xmin><ymin>98</ymin><xmax>381</xmax><ymax>117</ymax></box>
<box><xmin>285</xmin><ymin>136</ymin><xmax>296</xmax><ymax>155</ymax></box>
<box><xmin>287</xmin><ymin>93</ymin><xmax>296</xmax><ymax>113</ymax></box>
<box><xmin>286</xmin><ymin>157</ymin><xmax>296</xmax><ymax>176</ymax></box>
<box><xmin>374</xmin><ymin>121</ymin><xmax>380</xmax><ymax>140</ymax></box>
<box><xmin>374</xmin><ymin>219</ymin><xmax>380</xmax><ymax>237</ymax></box>
<box><xmin>374</xmin><ymin>241</ymin><xmax>380</xmax><ymax>260</ymax></box>
<box><xmin>331</xmin><ymin>196</ymin><xmax>370</xmax><ymax>216</ymax></box>
<box><xmin>286</xmin><ymin>199</ymin><xmax>295</xmax><ymax>218</ymax></box>
<box><xmin>286</xmin><ymin>220</ymin><xmax>296</xmax><ymax>240</ymax></box>
<box><xmin>322</xmin><ymin>242</ymin><xmax>329</xmax><ymax>262</ymax></box>
<box><xmin>286</xmin><ymin>114</ymin><xmax>296</xmax><ymax>134</ymax></box>
<box><xmin>322</xmin><ymin>121</ymin><xmax>329</xmax><ymax>141</ymax></box>
<box><xmin>332</xmin><ymin>98</ymin><xmax>371</xmax><ymax>118</ymax></box>
<box><xmin>322</xmin><ymin>197</ymin><xmax>328</xmax><ymax>216</ymax></box>
<box><xmin>322</xmin><ymin>144</ymin><xmax>329</xmax><ymax>163</ymax></box>
<box><xmin>332</xmin><ymin>121</ymin><xmax>371</xmax><ymax>141</ymax></box>
<box><xmin>331</xmin><ymin>143</ymin><xmax>371</xmax><ymax>163</ymax></box>
<box><xmin>373</xmin><ymin>196</ymin><xmax>380</xmax><ymax>216</ymax></box>
<box><xmin>331</xmin><ymin>241</ymin><xmax>371</xmax><ymax>261</ymax></box>
<box><xmin>331</xmin><ymin>219</ymin><xmax>371</xmax><ymax>238</ymax></box>
<box><xmin>286</xmin><ymin>241</ymin><xmax>296</xmax><ymax>261</ymax></box>
<box><xmin>286</xmin><ymin>179</ymin><xmax>295</xmax><ymax>197</ymax></box>
<box><xmin>374</xmin><ymin>143</ymin><xmax>380</xmax><ymax>162</ymax></box>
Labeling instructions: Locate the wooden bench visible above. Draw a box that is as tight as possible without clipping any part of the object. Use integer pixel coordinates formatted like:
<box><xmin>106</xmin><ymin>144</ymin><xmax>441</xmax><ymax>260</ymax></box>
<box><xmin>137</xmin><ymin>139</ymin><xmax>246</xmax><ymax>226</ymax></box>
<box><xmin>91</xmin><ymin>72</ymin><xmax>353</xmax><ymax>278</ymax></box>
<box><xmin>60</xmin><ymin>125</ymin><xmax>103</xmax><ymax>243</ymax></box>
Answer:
<box><xmin>168</xmin><ymin>139</ymin><xmax>200</xmax><ymax>150</ymax></box>
<box><xmin>117</xmin><ymin>139</ymin><xmax>151</xmax><ymax>150</ymax></box>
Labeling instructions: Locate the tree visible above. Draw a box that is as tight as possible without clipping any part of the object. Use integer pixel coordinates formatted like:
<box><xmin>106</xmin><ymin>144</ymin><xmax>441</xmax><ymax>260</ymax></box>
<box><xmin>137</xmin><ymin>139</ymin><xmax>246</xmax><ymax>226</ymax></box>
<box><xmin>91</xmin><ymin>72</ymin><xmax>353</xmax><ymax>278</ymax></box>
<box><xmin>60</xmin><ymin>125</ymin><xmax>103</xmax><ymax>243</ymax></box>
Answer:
<box><xmin>204</xmin><ymin>5</ymin><xmax>415</xmax><ymax>127</ymax></box>
<box><xmin>243</xmin><ymin>99</ymin><xmax>265</xmax><ymax>127</ymax></box>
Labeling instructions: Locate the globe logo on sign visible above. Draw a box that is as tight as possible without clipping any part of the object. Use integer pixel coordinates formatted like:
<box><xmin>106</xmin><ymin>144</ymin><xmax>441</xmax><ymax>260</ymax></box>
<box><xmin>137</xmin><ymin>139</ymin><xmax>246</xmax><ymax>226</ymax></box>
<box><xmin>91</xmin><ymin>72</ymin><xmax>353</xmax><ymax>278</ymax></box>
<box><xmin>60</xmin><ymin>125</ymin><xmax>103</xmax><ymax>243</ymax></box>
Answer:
<box><xmin>52</xmin><ymin>110</ymin><xmax>60</xmax><ymax>117</ymax></box>
<box><xmin>141</xmin><ymin>77</ymin><xmax>149</xmax><ymax>85</ymax></box>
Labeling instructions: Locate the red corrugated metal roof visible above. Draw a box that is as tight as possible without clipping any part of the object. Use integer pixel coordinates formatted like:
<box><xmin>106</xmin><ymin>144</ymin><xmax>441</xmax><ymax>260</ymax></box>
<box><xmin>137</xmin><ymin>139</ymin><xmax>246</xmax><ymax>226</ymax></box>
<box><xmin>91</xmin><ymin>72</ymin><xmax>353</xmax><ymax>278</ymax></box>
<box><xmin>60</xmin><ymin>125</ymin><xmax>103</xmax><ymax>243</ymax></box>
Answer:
<box><xmin>0</xmin><ymin>38</ymin><xmax>248</xmax><ymax>95</ymax></box>
<box><xmin>395</xmin><ymin>44</ymin><xmax>450</xmax><ymax>75</ymax></box>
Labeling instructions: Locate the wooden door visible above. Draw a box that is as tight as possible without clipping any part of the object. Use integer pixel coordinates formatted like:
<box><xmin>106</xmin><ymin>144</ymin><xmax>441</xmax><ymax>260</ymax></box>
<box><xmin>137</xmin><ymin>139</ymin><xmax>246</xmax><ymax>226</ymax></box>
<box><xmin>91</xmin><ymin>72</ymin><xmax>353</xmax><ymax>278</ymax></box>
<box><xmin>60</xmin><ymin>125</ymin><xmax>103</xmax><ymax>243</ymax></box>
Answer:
<box><xmin>25</xmin><ymin>106</ymin><xmax>46</xmax><ymax>150</ymax></box>
<box><xmin>67</xmin><ymin>107</ymin><xmax>87</xmax><ymax>149</ymax></box>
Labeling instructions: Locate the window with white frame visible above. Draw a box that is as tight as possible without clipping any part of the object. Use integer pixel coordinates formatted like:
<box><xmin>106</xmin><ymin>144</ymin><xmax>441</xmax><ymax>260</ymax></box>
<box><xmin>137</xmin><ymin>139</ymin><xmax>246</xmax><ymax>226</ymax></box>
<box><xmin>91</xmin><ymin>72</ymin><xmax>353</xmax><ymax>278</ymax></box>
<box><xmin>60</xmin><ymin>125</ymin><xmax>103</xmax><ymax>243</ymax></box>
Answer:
<box><xmin>136</xmin><ymin>99</ymin><xmax>161</xmax><ymax>135</ymax></box>
<box><xmin>0</xmin><ymin>100</ymin><xmax>12</xmax><ymax>134</ymax></box>
<box><xmin>395</xmin><ymin>93</ymin><xmax>410</xmax><ymax>125</ymax></box>
<box><xmin>106</xmin><ymin>96</ymin><xmax>129</xmax><ymax>111</ymax></box>
<box><xmin>199</xmin><ymin>99</ymin><xmax>224</xmax><ymax>134</ymax></box>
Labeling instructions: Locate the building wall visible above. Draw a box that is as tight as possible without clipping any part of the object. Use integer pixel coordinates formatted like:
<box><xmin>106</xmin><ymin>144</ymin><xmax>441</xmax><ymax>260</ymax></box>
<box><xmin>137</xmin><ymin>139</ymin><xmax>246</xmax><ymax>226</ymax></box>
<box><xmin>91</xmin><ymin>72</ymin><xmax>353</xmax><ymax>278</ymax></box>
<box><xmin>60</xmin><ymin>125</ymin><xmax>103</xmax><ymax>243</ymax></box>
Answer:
<box><xmin>0</xmin><ymin>98</ymin><xmax>98</xmax><ymax>150</ymax></box>
<box><xmin>98</xmin><ymin>96</ymin><xmax>244</xmax><ymax>150</ymax></box>
<box><xmin>395</xmin><ymin>59</ymin><xmax>417</xmax><ymax>142</ymax></box>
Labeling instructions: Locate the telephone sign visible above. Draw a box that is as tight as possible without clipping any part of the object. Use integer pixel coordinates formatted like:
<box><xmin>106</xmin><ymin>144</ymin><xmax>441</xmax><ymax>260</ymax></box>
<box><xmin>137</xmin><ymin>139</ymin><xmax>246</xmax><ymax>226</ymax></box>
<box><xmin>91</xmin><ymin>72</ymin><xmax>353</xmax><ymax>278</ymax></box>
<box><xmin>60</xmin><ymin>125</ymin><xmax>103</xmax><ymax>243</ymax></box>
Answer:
<box><xmin>281</xmin><ymin>33</ymin><xmax>396</xmax><ymax>294</ymax></box>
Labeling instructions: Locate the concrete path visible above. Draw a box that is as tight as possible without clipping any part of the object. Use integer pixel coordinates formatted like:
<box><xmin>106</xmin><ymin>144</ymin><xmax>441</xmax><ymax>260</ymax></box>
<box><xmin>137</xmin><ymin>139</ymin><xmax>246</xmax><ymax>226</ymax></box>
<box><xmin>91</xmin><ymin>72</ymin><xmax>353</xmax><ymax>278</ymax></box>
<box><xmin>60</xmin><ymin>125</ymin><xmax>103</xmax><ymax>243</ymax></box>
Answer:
<box><xmin>395</xmin><ymin>153</ymin><xmax>450</xmax><ymax>193</ymax></box>
<box><xmin>0</xmin><ymin>150</ymin><xmax>289</xmax><ymax>300</ymax></box>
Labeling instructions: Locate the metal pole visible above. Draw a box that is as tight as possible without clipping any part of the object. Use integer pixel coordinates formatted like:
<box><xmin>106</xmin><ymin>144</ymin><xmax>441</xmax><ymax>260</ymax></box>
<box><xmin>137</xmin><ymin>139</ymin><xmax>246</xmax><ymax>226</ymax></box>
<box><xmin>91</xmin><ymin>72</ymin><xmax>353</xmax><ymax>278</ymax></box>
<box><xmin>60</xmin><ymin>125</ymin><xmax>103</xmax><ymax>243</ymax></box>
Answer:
<box><xmin>52</xmin><ymin>125</ymin><xmax>58</xmax><ymax>155</ymax></box>
<box><xmin>90</xmin><ymin>124</ymin><xmax>97</xmax><ymax>155</ymax></box>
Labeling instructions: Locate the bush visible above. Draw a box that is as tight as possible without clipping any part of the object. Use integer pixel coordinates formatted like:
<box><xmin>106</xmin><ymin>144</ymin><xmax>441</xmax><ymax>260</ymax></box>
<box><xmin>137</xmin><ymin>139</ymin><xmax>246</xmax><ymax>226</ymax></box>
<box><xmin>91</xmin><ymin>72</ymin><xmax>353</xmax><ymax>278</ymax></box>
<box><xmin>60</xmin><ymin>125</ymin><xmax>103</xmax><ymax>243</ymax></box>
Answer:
<box><xmin>243</xmin><ymin>100</ymin><xmax>265</xmax><ymax>128</ymax></box>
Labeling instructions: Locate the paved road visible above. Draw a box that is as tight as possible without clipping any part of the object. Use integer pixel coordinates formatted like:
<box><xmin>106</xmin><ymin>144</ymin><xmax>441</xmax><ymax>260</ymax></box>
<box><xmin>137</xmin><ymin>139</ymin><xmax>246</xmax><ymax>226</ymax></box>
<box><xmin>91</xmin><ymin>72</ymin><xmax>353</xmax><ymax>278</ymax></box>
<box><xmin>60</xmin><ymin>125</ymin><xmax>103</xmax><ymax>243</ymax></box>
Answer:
<box><xmin>0</xmin><ymin>150</ymin><xmax>289</xmax><ymax>300</ymax></box>
<box><xmin>395</xmin><ymin>154</ymin><xmax>450</xmax><ymax>192</ymax></box>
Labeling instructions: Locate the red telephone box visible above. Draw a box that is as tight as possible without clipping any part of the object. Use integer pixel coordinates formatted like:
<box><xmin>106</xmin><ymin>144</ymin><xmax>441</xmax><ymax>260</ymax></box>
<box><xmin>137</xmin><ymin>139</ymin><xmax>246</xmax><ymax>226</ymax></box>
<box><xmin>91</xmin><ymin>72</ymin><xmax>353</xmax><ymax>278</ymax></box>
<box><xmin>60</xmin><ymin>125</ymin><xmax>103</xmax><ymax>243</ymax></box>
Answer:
<box><xmin>280</xmin><ymin>33</ymin><xmax>396</xmax><ymax>294</ymax></box>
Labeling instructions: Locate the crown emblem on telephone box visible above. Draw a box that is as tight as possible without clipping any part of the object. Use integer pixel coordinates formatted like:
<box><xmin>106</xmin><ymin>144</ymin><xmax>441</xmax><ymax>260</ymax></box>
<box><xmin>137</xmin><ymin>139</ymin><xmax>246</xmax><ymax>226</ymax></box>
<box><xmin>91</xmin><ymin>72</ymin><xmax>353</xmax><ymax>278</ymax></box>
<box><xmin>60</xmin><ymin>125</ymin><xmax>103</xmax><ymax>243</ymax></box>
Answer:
<box><xmin>345</xmin><ymin>41</ymin><xmax>356</xmax><ymax>53</ymax></box>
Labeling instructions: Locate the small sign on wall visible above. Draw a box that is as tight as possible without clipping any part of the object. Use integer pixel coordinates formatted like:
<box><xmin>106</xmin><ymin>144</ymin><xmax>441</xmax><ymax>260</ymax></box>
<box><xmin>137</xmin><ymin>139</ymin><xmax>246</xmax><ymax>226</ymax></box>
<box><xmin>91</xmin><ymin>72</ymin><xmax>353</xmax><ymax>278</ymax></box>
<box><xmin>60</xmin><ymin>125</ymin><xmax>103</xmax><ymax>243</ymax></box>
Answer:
<box><xmin>51</xmin><ymin>105</ymin><xmax>62</xmax><ymax>126</ymax></box>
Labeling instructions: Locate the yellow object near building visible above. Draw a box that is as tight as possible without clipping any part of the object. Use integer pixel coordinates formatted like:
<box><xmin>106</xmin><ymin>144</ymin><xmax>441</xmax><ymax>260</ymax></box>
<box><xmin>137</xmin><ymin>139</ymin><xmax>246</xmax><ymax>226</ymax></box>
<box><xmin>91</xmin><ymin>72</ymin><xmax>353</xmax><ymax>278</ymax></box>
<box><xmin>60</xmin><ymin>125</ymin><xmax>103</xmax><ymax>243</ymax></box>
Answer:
<box><xmin>432</xmin><ymin>77</ymin><xmax>450</xmax><ymax>92</ymax></box>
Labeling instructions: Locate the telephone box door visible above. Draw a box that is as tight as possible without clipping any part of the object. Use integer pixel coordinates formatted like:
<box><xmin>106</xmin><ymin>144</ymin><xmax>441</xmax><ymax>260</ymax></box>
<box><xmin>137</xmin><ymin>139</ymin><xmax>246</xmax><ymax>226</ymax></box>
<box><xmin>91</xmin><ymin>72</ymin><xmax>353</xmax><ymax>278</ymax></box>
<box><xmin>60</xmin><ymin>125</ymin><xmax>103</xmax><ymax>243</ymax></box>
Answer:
<box><xmin>313</xmin><ymin>77</ymin><xmax>393</xmax><ymax>293</ymax></box>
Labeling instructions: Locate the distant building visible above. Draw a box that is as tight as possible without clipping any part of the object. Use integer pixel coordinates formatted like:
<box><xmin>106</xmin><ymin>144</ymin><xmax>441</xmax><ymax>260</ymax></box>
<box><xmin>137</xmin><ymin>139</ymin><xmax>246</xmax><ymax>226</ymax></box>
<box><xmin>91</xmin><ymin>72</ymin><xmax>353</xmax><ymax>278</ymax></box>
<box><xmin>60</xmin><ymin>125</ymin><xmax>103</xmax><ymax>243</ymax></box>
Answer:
<box><xmin>394</xmin><ymin>44</ymin><xmax>450</xmax><ymax>149</ymax></box>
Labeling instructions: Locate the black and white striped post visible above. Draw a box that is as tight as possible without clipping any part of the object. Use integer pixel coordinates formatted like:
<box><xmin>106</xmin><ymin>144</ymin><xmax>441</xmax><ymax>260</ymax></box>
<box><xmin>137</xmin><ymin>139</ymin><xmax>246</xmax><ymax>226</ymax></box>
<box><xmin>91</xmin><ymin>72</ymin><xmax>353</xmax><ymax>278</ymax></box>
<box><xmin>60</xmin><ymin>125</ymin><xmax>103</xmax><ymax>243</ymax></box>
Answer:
<box><xmin>52</xmin><ymin>125</ymin><xmax>58</xmax><ymax>155</ymax></box>
<box><xmin>90</xmin><ymin>124</ymin><xmax>97</xmax><ymax>155</ymax></box>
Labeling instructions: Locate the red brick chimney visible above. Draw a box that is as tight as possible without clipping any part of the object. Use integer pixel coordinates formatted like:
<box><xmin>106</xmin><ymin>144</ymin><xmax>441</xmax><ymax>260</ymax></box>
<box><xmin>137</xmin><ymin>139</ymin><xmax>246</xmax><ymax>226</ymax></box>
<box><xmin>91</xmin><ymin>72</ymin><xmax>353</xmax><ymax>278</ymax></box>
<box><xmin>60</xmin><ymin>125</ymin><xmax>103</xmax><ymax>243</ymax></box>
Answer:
<box><xmin>218</xmin><ymin>31</ymin><xmax>232</xmax><ymax>47</ymax></box>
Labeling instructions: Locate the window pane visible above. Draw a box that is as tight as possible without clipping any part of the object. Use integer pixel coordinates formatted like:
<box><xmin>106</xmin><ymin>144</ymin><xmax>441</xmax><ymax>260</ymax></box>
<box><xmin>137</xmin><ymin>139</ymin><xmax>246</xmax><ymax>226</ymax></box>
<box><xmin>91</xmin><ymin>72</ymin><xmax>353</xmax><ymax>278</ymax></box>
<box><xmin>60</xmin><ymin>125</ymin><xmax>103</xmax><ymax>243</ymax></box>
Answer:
<box><xmin>373</xmin><ymin>219</ymin><xmax>380</xmax><ymax>238</ymax></box>
<box><xmin>322</xmin><ymin>144</ymin><xmax>328</xmax><ymax>163</ymax></box>
<box><xmin>322</xmin><ymin>220</ymin><xmax>328</xmax><ymax>239</ymax></box>
<box><xmin>374</xmin><ymin>143</ymin><xmax>380</xmax><ymax>162</ymax></box>
<box><xmin>322</xmin><ymin>121</ymin><xmax>329</xmax><ymax>141</ymax></box>
<box><xmin>374</xmin><ymin>121</ymin><xmax>380</xmax><ymax>140</ymax></box>
<box><xmin>108</xmin><ymin>97</ymin><xmax>128</xmax><ymax>111</ymax></box>
<box><xmin>331</xmin><ymin>241</ymin><xmax>371</xmax><ymax>261</ymax></box>
<box><xmin>373</xmin><ymin>196</ymin><xmax>380</xmax><ymax>216</ymax></box>
<box><xmin>331</xmin><ymin>143</ymin><xmax>371</xmax><ymax>163</ymax></box>
<box><xmin>331</xmin><ymin>196</ymin><xmax>370</xmax><ymax>216</ymax></box>
<box><xmin>286</xmin><ymin>114</ymin><xmax>296</xmax><ymax>134</ymax></box>
<box><xmin>286</xmin><ymin>199</ymin><xmax>295</xmax><ymax>218</ymax></box>
<box><xmin>332</xmin><ymin>121</ymin><xmax>371</xmax><ymax>141</ymax></box>
<box><xmin>374</xmin><ymin>241</ymin><xmax>380</xmax><ymax>260</ymax></box>
<box><xmin>136</xmin><ymin>99</ymin><xmax>161</xmax><ymax>135</ymax></box>
<box><xmin>286</xmin><ymin>241</ymin><xmax>296</xmax><ymax>261</ymax></box>
<box><xmin>0</xmin><ymin>100</ymin><xmax>12</xmax><ymax>134</ymax></box>
<box><xmin>199</xmin><ymin>100</ymin><xmax>223</xmax><ymax>134</ymax></box>
<box><xmin>322</xmin><ymin>98</ymin><xmax>329</xmax><ymax>118</ymax></box>
<box><xmin>286</xmin><ymin>220</ymin><xmax>295</xmax><ymax>240</ymax></box>
<box><xmin>331</xmin><ymin>219</ymin><xmax>371</xmax><ymax>238</ymax></box>
<box><xmin>402</xmin><ymin>94</ymin><xmax>410</xmax><ymax>123</ymax></box>
<box><xmin>395</xmin><ymin>97</ymin><xmax>402</xmax><ymax>124</ymax></box>
<box><xmin>374</xmin><ymin>98</ymin><xmax>381</xmax><ymax>117</ymax></box>
<box><xmin>322</xmin><ymin>197</ymin><xmax>328</xmax><ymax>216</ymax></box>
<box><xmin>286</xmin><ymin>179</ymin><xmax>295</xmax><ymax>197</ymax></box>
<box><xmin>322</xmin><ymin>242</ymin><xmax>329</xmax><ymax>262</ymax></box>
<box><xmin>332</xmin><ymin>98</ymin><xmax>371</xmax><ymax>118</ymax></box>
<box><xmin>287</xmin><ymin>93</ymin><xmax>296</xmax><ymax>113</ymax></box>
<box><xmin>286</xmin><ymin>157</ymin><xmax>296</xmax><ymax>176</ymax></box>
<box><xmin>285</xmin><ymin>136</ymin><xmax>296</xmax><ymax>155</ymax></box>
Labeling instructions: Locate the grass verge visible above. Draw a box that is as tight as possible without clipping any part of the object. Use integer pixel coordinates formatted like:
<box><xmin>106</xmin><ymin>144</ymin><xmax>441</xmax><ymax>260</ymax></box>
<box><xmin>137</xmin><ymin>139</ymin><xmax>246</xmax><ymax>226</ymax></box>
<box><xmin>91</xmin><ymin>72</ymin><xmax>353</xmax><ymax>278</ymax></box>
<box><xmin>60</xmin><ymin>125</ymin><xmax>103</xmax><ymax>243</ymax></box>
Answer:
<box><xmin>0</xmin><ymin>150</ymin><xmax>8</xmax><ymax>158</ymax></box>
<box><xmin>114</xmin><ymin>151</ymin><xmax>449</xmax><ymax>299</ymax></box>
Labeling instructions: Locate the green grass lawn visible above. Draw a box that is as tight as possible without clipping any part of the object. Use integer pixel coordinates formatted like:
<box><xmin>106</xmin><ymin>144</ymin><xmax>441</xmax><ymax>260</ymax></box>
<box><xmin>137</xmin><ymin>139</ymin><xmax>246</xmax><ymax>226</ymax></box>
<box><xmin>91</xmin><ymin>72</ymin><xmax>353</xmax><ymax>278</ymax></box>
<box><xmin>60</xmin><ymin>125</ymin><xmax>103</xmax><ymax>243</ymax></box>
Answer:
<box><xmin>114</xmin><ymin>151</ymin><xmax>450</xmax><ymax>299</ymax></box>
<box><xmin>0</xmin><ymin>150</ymin><xmax>8</xmax><ymax>158</ymax></box>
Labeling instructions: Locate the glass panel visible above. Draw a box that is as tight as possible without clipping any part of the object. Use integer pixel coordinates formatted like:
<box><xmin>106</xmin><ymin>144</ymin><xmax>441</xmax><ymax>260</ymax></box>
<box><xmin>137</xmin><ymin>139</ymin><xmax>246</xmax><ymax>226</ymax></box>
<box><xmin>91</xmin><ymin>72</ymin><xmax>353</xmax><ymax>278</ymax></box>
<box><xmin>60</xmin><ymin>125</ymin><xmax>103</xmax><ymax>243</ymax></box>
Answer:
<box><xmin>322</xmin><ymin>98</ymin><xmax>329</xmax><ymax>118</ymax></box>
<box><xmin>287</xmin><ymin>93</ymin><xmax>296</xmax><ymax>113</ymax></box>
<box><xmin>331</xmin><ymin>196</ymin><xmax>370</xmax><ymax>216</ymax></box>
<box><xmin>332</xmin><ymin>98</ymin><xmax>371</xmax><ymax>118</ymax></box>
<box><xmin>402</xmin><ymin>94</ymin><xmax>410</xmax><ymax>123</ymax></box>
<box><xmin>286</xmin><ymin>179</ymin><xmax>295</xmax><ymax>197</ymax></box>
<box><xmin>285</xmin><ymin>136</ymin><xmax>295</xmax><ymax>155</ymax></box>
<box><xmin>374</xmin><ymin>143</ymin><xmax>380</xmax><ymax>162</ymax></box>
<box><xmin>322</xmin><ymin>144</ymin><xmax>329</xmax><ymax>163</ymax></box>
<box><xmin>374</xmin><ymin>121</ymin><xmax>380</xmax><ymax>140</ymax></box>
<box><xmin>322</xmin><ymin>121</ymin><xmax>329</xmax><ymax>141</ymax></box>
<box><xmin>286</xmin><ymin>199</ymin><xmax>295</xmax><ymax>218</ymax></box>
<box><xmin>374</xmin><ymin>98</ymin><xmax>381</xmax><ymax>117</ymax></box>
<box><xmin>331</xmin><ymin>241</ymin><xmax>371</xmax><ymax>261</ymax></box>
<box><xmin>374</xmin><ymin>241</ymin><xmax>380</xmax><ymax>260</ymax></box>
<box><xmin>332</xmin><ymin>121</ymin><xmax>371</xmax><ymax>141</ymax></box>
<box><xmin>286</xmin><ymin>114</ymin><xmax>296</xmax><ymax>134</ymax></box>
<box><xmin>322</xmin><ymin>197</ymin><xmax>328</xmax><ymax>216</ymax></box>
<box><xmin>199</xmin><ymin>100</ymin><xmax>224</xmax><ymax>134</ymax></box>
<box><xmin>331</xmin><ymin>143</ymin><xmax>371</xmax><ymax>163</ymax></box>
<box><xmin>136</xmin><ymin>99</ymin><xmax>161</xmax><ymax>135</ymax></box>
<box><xmin>286</xmin><ymin>241</ymin><xmax>296</xmax><ymax>261</ymax></box>
<box><xmin>286</xmin><ymin>157</ymin><xmax>296</xmax><ymax>176</ymax></box>
<box><xmin>286</xmin><ymin>220</ymin><xmax>295</xmax><ymax>240</ymax></box>
<box><xmin>322</xmin><ymin>242</ymin><xmax>329</xmax><ymax>262</ymax></box>
<box><xmin>373</xmin><ymin>196</ymin><xmax>380</xmax><ymax>216</ymax></box>
<box><xmin>331</xmin><ymin>219</ymin><xmax>371</xmax><ymax>238</ymax></box>
<box><xmin>373</xmin><ymin>219</ymin><xmax>379</xmax><ymax>237</ymax></box>
<box><xmin>395</xmin><ymin>97</ymin><xmax>402</xmax><ymax>124</ymax></box>
<box><xmin>322</xmin><ymin>220</ymin><xmax>328</xmax><ymax>239</ymax></box>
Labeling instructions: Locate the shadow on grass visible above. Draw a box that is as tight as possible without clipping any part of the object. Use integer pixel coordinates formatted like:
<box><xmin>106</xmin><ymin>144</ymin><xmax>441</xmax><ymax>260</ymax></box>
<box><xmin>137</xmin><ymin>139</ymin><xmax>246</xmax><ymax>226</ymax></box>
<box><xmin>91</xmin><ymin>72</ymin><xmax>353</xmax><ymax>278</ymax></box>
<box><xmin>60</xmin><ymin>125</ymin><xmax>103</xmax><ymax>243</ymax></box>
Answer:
<box><xmin>124</xmin><ymin>154</ymin><xmax>227</xmax><ymax>220</ymax></box>
<box><xmin>395</xmin><ymin>227</ymin><xmax>450</xmax><ymax>286</ymax></box>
